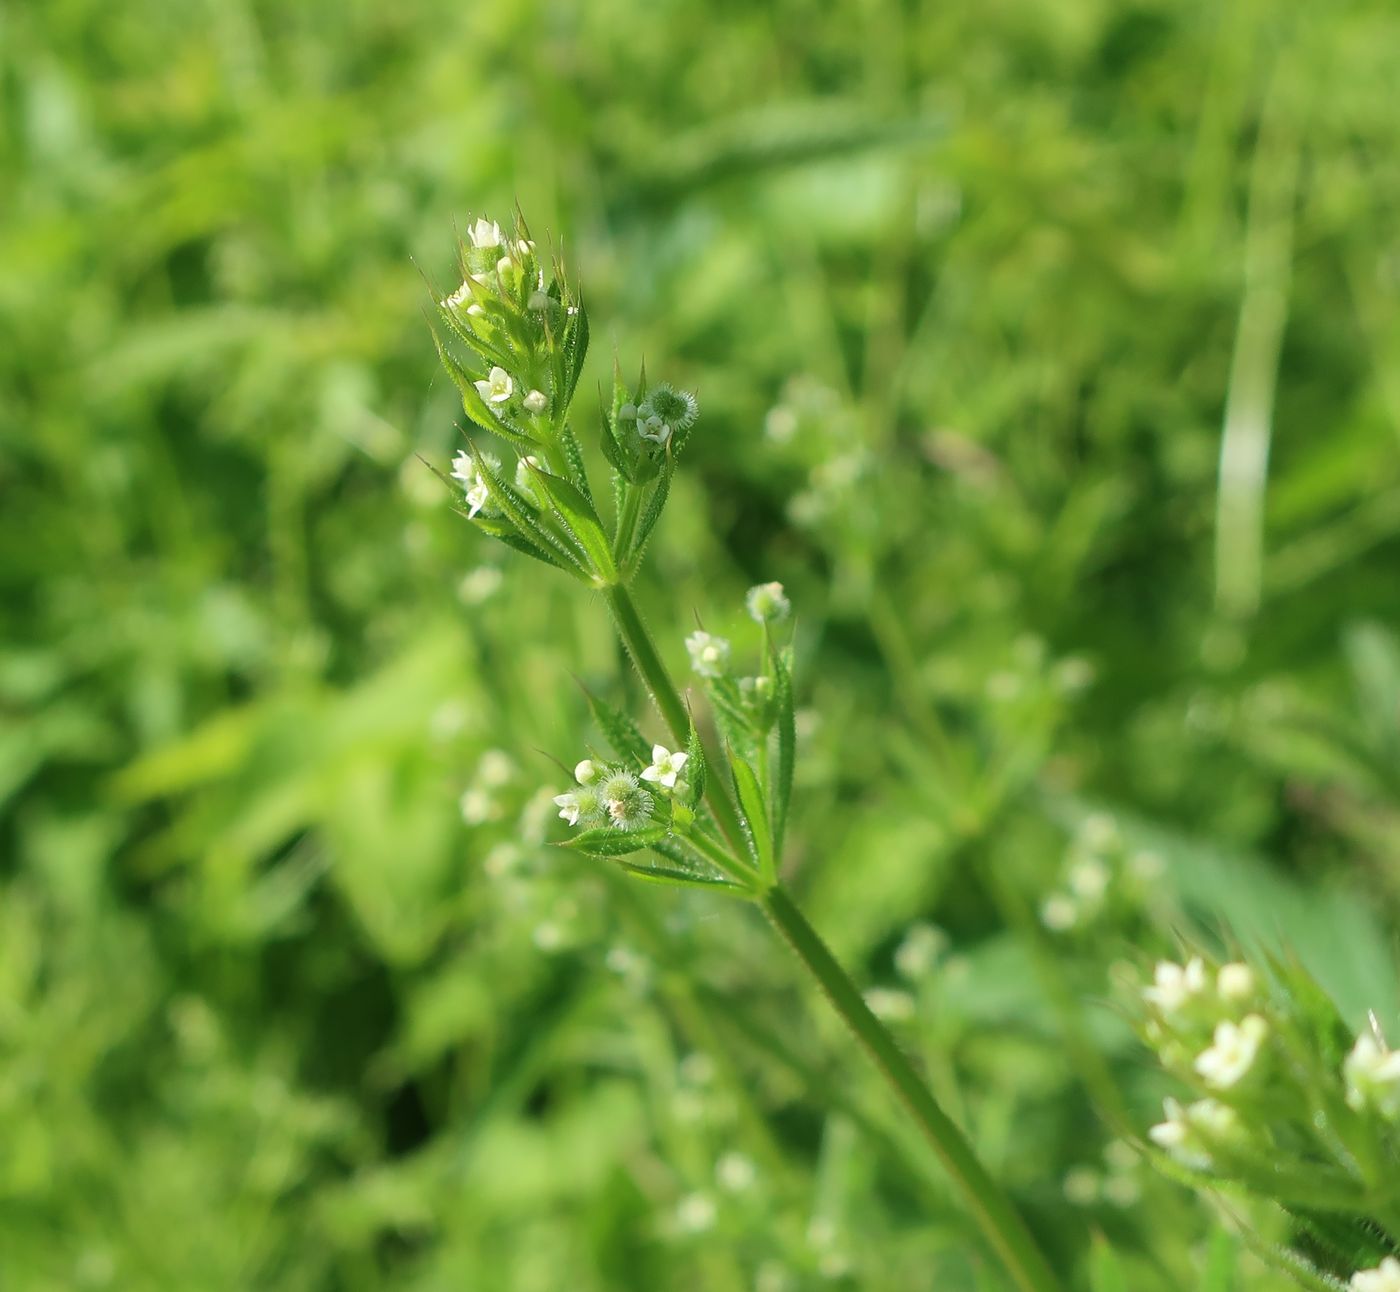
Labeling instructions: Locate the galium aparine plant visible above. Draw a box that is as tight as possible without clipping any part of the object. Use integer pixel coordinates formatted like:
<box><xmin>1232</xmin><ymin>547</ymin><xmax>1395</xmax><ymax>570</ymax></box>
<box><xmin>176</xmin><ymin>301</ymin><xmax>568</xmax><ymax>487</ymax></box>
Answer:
<box><xmin>427</xmin><ymin>212</ymin><xmax>1063</xmax><ymax>1292</ymax></box>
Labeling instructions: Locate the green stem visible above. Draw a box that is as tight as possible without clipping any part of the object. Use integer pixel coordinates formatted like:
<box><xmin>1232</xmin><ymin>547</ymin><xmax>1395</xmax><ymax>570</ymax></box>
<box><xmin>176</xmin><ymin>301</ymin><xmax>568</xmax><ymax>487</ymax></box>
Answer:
<box><xmin>760</xmin><ymin>883</ymin><xmax>1062</xmax><ymax>1292</ymax></box>
<box><xmin>604</xmin><ymin>583</ymin><xmax>746</xmax><ymax>851</ymax></box>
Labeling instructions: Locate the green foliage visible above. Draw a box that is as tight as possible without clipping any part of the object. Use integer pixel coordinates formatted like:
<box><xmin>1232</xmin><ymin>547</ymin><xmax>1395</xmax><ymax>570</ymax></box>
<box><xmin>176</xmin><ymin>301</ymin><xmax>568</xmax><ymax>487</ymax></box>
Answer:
<box><xmin>5</xmin><ymin>0</ymin><xmax>1400</xmax><ymax>1288</ymax></box>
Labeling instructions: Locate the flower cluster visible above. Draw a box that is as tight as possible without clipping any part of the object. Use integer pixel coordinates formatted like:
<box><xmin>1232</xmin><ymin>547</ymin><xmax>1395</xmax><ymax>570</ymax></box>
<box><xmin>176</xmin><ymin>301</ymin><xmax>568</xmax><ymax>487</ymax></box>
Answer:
<box><xmin>553</xmin><ymin>745</ymin><xmax>694</xmax><ymax>835</ymax></box>
<box><xmin>1038</xmin><ymin>814</ymin><xmax>1163</xmax><ymax>935</ymax></box>
<box><xmin>1133</xmin><ymin>948</ymin><xmax>1400</xmax><ymax>1283</ymax></box>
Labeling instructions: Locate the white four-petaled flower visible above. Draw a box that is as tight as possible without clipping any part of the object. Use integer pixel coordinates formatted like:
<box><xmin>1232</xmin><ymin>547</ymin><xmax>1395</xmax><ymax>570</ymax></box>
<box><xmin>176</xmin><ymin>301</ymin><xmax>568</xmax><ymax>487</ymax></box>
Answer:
<box><xmin>475</xmin><ymin>366</ymin><xmax>514</xmax><ymax>404</ymax></box>
<box><xmin>641</xmin><ymin>744</ymin><xmax>689</xmax><ymax>790</ymax></box>
<box><xmin>1352</xmin><ymin>1258</ymin><xmax>1400</xmax><ymax>1292</ymax></box>
<box><xmin>1194</xmin><ymin>1014</ymin><xmax>1268</xmax><ymax>1089</ymax></box>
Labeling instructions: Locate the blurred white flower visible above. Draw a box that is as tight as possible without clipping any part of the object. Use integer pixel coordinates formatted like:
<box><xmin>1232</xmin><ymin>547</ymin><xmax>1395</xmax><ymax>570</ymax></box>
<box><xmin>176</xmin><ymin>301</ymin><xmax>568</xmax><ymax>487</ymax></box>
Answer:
<box><xmin>1039</xmin><ymin>893</ymin><xmax>1079</xmax><ymax>932</ymax></box>
<box><xmin>1195</xmin><ymin>1015</ymin><xmax>1268</xmax><ymax>1088</ymax></box>
<box><xmin>1344</xmin><ymin>1033</ymin><xmax>1400</xmax><ymax>1119</ymax></box>
<box><xmin>1216</xmin><ymin>963</ymin><xmax>1256</xmax><ymax>1004</ymax></box>
<box><xmin>674</xmin><ymin>1193</ymin><xmax>716</xmax><ymax>1234</ymax></box>
<box><xmin>523</xmin><ymin>389</ymin><xmax>548</xmax><ymax>414</ymax></box>
<box><xmin>575</xmin><ymin>759</ymin><xmax>600</xmax><ymax>785</ymax></box>
<box><xmin>1143</xmin><ymin>957</ymin><xmax>1208</xmax><ymax>1015</ymax></box>
<box><xmin>685</xmin><ymin>631</ymin><xmax>731</xmax><ymax>678</ymax></box>
<box><xmin>1352</xmin><ymin>1257</ymin><xmax>1400</xmax><ymax>1292</ymax></box>
<box><xmin>745</xmin><ymin>581</ymin><xmax>790</xmax><ymax>624</ymax></box>
<box><xmin>716</xmin><ymin>1151</ymin><xmax>756</xmax><ymax>1193</ymax></box>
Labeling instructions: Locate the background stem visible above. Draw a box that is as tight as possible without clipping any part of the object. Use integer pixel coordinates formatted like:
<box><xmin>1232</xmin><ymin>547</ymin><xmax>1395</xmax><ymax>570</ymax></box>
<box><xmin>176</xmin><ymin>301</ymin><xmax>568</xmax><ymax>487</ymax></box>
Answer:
<box><xmin>761</xmin><ymin>883</ymin><xmax>1062</xmax><ymax>1292</ymax></box>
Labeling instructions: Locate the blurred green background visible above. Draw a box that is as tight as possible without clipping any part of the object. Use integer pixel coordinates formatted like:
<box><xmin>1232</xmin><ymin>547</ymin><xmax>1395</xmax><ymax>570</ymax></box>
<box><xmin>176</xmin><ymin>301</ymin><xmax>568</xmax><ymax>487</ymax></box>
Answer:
<box><xmin>4</xmin><ymin>0</ymin><xmax>1400</xmax><ymax>1288</ymax></box>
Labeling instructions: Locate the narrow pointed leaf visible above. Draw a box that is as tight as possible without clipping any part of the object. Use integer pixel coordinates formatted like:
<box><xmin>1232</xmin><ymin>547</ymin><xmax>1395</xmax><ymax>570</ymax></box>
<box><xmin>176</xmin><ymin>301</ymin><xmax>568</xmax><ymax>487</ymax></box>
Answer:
<box><xmin>682</xmin><ymin>715</ymin><xmax>707</xmax><ymax>809</ymax></box>
<box><xmin>527</xmin><ymin>463</ymin><xmax>618</xmax><ymax>581</ymax></box>
<box><xmin>470</xmin><ymin>447</ymin><xmax>591</xmax><ymax>577</ymax></box>
<box><xmin>729</xmin><ymin>750</ymin><xmax>774</xmax><ymax>882</ymax></box>
<box><xmin>430</xmin><ymin>328</ymin><xmax>534</xmax><ymax>450</ymax></box>
<box><xmin>614</xmin><ymin>859</ymin><xmax>743</xmax><ymax>892</ymax></box>
<box><xmin>770</xmin><ymin>641</ymin><xmax>796</xmax><ymax>857</ymax></box>
<box><xmin>557</xmin><ymin>425</ymin><xmax>594</xmax><ymax>503</ymax></box>
<box><xmin>582</xmin><ymin>687</ymin><xmax>652</xmax><ymax>766</ymax></box>
<box><xmin>559</xmin><ymin>824</ymin><xmax>670</xmax><ymax>857</ymax></box>
<box><xmin>627</xmin><ymin>469</ymin><xmax>672</xmax><ymax>569</ymax></box>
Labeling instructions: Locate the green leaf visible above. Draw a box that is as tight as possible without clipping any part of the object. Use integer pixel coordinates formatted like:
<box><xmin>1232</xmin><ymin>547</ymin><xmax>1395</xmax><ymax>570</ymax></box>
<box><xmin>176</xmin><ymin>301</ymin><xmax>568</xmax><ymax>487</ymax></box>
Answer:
<box><xmin>559</xmin><ymin>825</ymin><xmax>669</xmax><ymax>857</ymax></box>
<box><xmin>597</xmin><ymin>386</ymin><xmax>634</xmax><ymax>482</ymax></box>
<box><xmin>429</xmin><ymin>327</ymin><xmax>533</xmax><ymax>452</ymax></box>
<box><xmin>682</xmin><ymin>716</ymin><xmax>707</xmax><ymax>809</ymax></box>
<box><xmin>729</xmin><ymin>750</ymin><xmax>774</xmax><ymax>882</ymax></box>
<box><xmin>469</xmin><ymin>447</ymin><xmax>591</xmax><ymax>578</ymax></box>
<box><xmin>526</xmin><ymin>463</ymin><xmax>618</xmax><ymax>582</ymax></box>
<box><xmin>613</xmin><ymin>859</ymin><xmax>743</xmax><ymax>892</ymax></box>
<box><xmin>770</xmin><ymin>640</ymin><xmax>796</xmax><ymax>858</ymax></box>
<box><xmin>1088</xmin><ymin>1237</ymin><xmax>1128</xmax><ymax>1292</ymax></box>
<box><xmin>561</xmin><ymin>298</ymin><xmax>590</xmax><ymax>409</ymax></box>
<box><xmin>557</xmin><ymin>424</ymin><xmax>594</xmax><ymax>504</ymax></box>
<box><xmin>582</xmin><ymin>688</ymin><xmax>652</xmax><ymax>766</ymax></box>
<box><xmin>627</xmin><ymin>470</ymin><xmax>671</xmax><ymax>570</ymax></box>
<box><xmin>473</xmin><ymin>517</ymin><xmax>575</xmax><ymax>574</ymax></box>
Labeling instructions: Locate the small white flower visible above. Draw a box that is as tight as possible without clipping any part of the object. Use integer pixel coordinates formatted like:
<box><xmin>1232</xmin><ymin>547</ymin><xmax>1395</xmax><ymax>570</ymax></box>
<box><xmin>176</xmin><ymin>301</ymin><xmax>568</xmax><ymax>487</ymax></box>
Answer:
<box><xmin>638</xmin><ymin>413</ymin><xmax>672</xmax><ymax>446</ymax></box>
<box><xmin>640</xmin><ymin>744</ymin><xmax>689</xmax><ymax>790</ymax></box>
<box><xmin>617</xmin><ymin>403</ymin><xmax>638</xmax><ymax>421</ymax></box>
<box><xmin>474</xmin><ymin>365</ymin><xmax>514</xmax><ymax>404</ymax></box>
<box><xmin>1194</xmin><ymin>1014</ymin><xmax>1268</xmax><ymax>1089</ymax></box>
<box><xmin>1352</xmin><ymin>1257</ymin><xmax>1400</xmax><ymax>1292</ymax></box>
<box><xmin>1067</xmin><ymin>855</ymin><xmax>1111</xmax><ymax>903</ymax></box>
<box><xmin>553</xmin><ymin>785</ymin><xmax>601</xmax><ymax>828</ymax></box>
<box><xmin>1039</xmin><ymin>893</ymin><xmax>1079</xmax><ymax>932</ymax></box>
<box><xmin>527</xmin><ymin>289</ymin><xmax>552</xmax><ymax>311</ymax></box>
<box><xmin>675</xmin><ymin>1192</ymin><xmax>716</xmax><ymax>1234</ymax></box>
<box><xmin>440</xmin><ymin>281</ymin><xmax>473</xmax><ymax>311</ymax></box>
<box><xmin>468</xmin><ymin>217</ymin><xmax>503</xmax><ymax>249</ymax></box>
<box><xmin>1344</xmin><ymin>1033</ymin><xmax>1400</xmax><ymax>1119</ymax></box>
<box><xmin>894</xmin><ymin>922</ymin><xmax>947</xmax><ymax>982</ymax></box>
<box><xmin>516</xmin><ymin>238</ymin><xmax>536</xmax><ymax>256</ymax></box>
<box><xmin>685</xmin><ymin>631</ymin><xmax>731</xmax><ymax>678</ymax></box>
<box><xmin>495</xmin><ymin>254</ymin><xmax>515</xmax><ymax>276</ymax></box>
<box><xmin>575</xmin><ymin>759</ymin><xmax>600</xmax><ymax>785</ymax></box>
<box><xmin>1217</xmin><ymin>963</ymin><xmax>1256</xmax><ymax>1004</ymax></box>
<box><xmin>1143</xmin><ymin>957</ymin><xmax>1209</xmax><ymax>1016</ymax></box>
<box><xmin>716</xmin><ymin>1151</ymin><xmax>756</xmax><ymax>1193</ymax></box>
<box><xmin>523</xmin><ymin>389</ymin><xmax>548</xmax><ymax>414</ymax></box>
<box><xmin>745</xmin><ymin>581</ymin><xmax>790</xmax><ymax>624</ymax></box>
<box><xmin>514</xmin><ymin>454</ymin><xmax>542</xmax><ymax>503</ymax></box>
<box><xmin>450</xmin><ymin>450</ymin><xmax>498</xmax><ymax>519</ymax></box>
<box><xmin>1148</xmin><ymin>1096</ymin><xmax>1237</xmax><ymax>1170</ymax></box>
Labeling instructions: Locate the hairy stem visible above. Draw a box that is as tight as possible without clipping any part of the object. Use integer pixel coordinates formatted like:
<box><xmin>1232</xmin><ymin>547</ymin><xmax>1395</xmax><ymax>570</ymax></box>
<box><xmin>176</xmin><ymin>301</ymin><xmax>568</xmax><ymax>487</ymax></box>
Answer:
<box><xmin>761</xmin><ymin>883</ymin><xmax>1062</xmax><ymax>1292</ymax></box>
